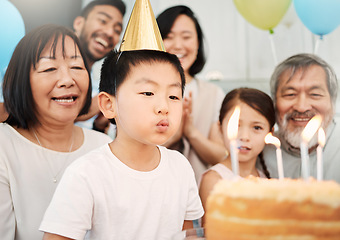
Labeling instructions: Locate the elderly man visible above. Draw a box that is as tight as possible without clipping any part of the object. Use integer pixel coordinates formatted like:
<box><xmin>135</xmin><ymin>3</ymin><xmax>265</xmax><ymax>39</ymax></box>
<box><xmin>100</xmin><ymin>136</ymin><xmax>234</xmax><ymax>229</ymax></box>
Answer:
<box><xmin>263</xmin><ymin>53</ymin><xmax>340</xmax><ymax>183</ymax></box>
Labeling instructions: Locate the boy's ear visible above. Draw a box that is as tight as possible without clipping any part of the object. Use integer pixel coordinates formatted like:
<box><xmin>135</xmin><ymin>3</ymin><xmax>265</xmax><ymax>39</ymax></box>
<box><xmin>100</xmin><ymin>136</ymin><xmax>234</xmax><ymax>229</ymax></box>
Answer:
<box><xmin>98</xmin><ymin>92</ymin><xmax>116</xmax><ymax>119</ymax></box>
<box><xmin>73</xmin><ymin>16</ymin><xmax>85</xmax><ymax>34</ymax></box>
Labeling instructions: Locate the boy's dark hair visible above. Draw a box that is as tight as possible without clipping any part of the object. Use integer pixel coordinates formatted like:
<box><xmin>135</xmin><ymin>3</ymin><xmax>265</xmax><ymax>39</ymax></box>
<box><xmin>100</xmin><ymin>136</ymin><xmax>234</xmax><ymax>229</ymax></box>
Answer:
<box><xmin>81</xmin><ymin>0</ymin><xmax>126</xmax><ymax>18</ymax></box>
<box><xmin>219</xmin><ymin>88</ymin><xmax>276</xmax><ymax>179</ymax></box>
<box><xmin>157</xmin><ymin>5</ymin><xmax>206</xmax><ymax>77</ymax></box>
<box><xmin>3</xmin><ymin>24</ymin><xmax>92</xmax><ymax>129</ymax></box>
<box><xmin>100</xmin><ymin>50</ymin><xmax>185</xmax><ymax>124</ymax></box>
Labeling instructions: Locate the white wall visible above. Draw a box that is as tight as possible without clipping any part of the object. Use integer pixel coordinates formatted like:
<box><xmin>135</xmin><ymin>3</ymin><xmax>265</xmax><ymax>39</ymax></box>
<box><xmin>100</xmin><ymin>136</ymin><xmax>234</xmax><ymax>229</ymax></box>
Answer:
<box><xmin>84</xmin><ymin>0</ymin><xmax>340</xmax><ymax>113</ymax></box>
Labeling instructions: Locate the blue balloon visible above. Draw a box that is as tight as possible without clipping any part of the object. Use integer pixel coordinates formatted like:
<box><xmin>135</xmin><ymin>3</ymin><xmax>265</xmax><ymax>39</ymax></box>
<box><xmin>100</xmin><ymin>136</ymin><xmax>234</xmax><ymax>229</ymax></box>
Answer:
<box><xmin>294</xmin><ymin>0</ymin><xmax>340</xmax><ymax>37</ymax></box>
<box><xmin>0</xmin><ymin>0</ymin><xmax>25</xmax><ymax>76</ymax></box>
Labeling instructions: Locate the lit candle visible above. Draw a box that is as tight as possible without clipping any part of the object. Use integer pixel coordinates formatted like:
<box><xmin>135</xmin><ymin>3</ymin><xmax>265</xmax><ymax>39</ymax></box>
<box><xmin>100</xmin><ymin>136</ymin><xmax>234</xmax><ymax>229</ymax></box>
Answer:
<box><xmin>227</xmin><ymin>106</ymin><xmax>240</xmax><ymax>175</ymax></box>
<box><xmin>317</xmin><ymin>128</ymin><xmax>325</xmax><ymax>181</ymax></box>
<box><xmin>265</xmin><ymin>133</ymin><xmax>284</xmax><ymax>179</ymax></box>
<box><xmin>300</xmin><ymin>115</ymin><xmax>322</xmax><ymax>181</ymax></box>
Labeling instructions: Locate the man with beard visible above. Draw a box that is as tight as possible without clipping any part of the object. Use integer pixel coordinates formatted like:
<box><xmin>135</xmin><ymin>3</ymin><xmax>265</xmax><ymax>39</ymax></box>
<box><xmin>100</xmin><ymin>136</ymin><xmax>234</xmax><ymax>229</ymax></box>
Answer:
<box><xmin>74</xmin><ymin>0</ymin><xmax>125</xmax><ymax>133</ymax></box>
<box><xmin>262</xmin><ymin>53</ymin><xmax>340</xmax><ymax>183</ymax></box>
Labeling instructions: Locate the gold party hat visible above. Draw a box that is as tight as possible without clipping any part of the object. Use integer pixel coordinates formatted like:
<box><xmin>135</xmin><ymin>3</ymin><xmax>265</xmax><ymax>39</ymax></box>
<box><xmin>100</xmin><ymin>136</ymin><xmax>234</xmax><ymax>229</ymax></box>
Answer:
<box><xmin>119</xmin><ymin>0</ymin><xmax>165</xmax><ymax>52</ymax></box>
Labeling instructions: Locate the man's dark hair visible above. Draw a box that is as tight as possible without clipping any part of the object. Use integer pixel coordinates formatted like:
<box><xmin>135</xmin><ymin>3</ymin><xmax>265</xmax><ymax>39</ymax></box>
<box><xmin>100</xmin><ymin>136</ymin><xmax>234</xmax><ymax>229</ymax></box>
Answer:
<box><xmin>81</xmin><ymin>0</ymin><xmax>126</xmax><ymax>18</ymax></box>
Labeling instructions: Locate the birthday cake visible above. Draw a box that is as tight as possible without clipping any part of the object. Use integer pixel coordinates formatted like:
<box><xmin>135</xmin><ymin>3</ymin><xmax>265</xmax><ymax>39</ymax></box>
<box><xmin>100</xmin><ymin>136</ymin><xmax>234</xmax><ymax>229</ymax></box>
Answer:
<box><xmin>205</xmin><ymin>177</ymin><xmax>340</xmax><ymax>240</ymax></box>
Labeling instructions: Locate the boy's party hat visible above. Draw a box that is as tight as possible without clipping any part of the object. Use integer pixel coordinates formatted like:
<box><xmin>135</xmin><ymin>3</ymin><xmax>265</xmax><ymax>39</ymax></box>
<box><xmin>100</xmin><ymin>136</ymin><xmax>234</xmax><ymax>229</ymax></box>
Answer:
<box><xmin>119</xmin><ymin>0</ymin><xmax>165</xmax><ymax>52</ymax></box>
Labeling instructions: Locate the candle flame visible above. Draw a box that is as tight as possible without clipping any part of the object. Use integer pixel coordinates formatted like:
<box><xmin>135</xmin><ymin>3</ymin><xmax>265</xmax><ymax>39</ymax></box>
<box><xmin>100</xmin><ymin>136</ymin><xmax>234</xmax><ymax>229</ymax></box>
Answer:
<box><xmin>227</xmin><ymin>106</ymin><xmax>240</xmax><ymax>140</ymax></box>
<box><xmin>301</xmin><ymin>115</ymin><xmax>322</xmax><ymax>142</ymax></box>
<box><xmin>318</xmin><ymin>128</ymin><xmax>325</xmax><ymax>147</ymax></box>
<box><xmin>265</xmin><ymin>132</ymin><xmax>281</xmax><ymax>148</ymax></box>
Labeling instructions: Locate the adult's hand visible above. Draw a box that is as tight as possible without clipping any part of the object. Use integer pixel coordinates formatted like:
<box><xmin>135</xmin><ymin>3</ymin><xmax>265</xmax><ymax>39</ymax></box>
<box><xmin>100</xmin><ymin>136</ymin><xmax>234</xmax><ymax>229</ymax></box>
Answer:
<box><xmin>75</xmin><ymin>95</ymin><xmax>100</xmax><ymax>122</ymax></box>
<box><xmin>93</xmin><ymin>112</ymin><xmax>110</xmax><ymax>133</ymax></box>
<box><xmin>182</xmin><ymin>92</ymin><xmax>226</xmax><ymax>165</ymax></box>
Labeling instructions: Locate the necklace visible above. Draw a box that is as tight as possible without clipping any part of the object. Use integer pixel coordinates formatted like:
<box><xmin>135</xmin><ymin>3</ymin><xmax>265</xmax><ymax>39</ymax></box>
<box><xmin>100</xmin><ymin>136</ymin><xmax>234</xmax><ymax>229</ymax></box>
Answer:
<box><xmin>32</xmin><ymin>129</ymin><xmax>74</xmax><ymax>183</ymax></box>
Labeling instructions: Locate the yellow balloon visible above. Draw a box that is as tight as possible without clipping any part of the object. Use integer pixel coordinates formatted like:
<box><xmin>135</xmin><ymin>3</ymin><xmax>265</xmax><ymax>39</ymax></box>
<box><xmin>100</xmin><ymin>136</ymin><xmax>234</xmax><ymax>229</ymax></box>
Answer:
<box><xmin>233</xmin><ymin>0</ymin><xmax>292</xmax><ymax>32</ymax></box>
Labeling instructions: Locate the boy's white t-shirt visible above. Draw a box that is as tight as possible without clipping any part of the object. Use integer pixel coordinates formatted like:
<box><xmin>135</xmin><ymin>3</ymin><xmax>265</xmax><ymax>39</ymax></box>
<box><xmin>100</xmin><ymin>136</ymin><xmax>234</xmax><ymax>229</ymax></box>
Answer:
<box><xmin>40</xmin><ymin>145</ymin><xmax>204</xmax><ymax>240</ymax></box>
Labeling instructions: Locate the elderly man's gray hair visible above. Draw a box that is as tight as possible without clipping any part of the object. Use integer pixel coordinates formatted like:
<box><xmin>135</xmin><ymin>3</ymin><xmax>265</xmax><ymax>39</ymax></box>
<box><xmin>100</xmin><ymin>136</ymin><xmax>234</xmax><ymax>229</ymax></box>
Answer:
<box><xmin>270</xmin><ymin>53</ymin><xmax>338</xmax><ymax>107</ymax></box>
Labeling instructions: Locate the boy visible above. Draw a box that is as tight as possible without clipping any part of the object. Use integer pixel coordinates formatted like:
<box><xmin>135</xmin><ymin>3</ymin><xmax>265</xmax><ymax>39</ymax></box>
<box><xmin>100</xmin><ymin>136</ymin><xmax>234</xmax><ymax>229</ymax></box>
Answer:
<box><xmin>40</xmin><ymin>50</ymin><xmax>204</xmax><ymax>240</ymax></box>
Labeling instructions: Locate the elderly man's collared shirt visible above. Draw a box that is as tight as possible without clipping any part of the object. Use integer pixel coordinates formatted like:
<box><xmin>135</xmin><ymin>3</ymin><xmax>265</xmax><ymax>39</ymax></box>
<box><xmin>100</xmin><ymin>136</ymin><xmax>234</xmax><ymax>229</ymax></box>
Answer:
<box><xmin>262</xmin><ymin>120</ymin><xmax>340</xmax><ymax>183</ymax></box>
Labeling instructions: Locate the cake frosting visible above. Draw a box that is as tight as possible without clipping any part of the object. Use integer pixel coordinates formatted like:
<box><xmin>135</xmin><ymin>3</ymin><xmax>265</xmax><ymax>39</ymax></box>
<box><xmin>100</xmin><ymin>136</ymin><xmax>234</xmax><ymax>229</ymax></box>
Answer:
<box><xmin>205</xmin><ymin>177</ymin><xmax>340</xmax><ymax>240</ymax></box>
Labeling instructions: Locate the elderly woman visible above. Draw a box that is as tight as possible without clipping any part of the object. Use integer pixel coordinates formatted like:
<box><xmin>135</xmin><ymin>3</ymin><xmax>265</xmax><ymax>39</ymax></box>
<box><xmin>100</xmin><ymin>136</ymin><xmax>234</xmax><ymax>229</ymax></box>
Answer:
<box><xmin>0</xmin><ymin>24</ymin><xmax>111</xmax><ymax>240</ymax></box>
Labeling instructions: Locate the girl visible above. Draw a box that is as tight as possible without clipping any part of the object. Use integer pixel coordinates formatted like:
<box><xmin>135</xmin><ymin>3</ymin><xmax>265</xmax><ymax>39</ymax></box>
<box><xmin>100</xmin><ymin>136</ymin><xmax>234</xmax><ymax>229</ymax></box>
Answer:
<box><xmin>199</xmin><ymin>87</ymin><xmax>275</xmax><ymax>225</ymax></box>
